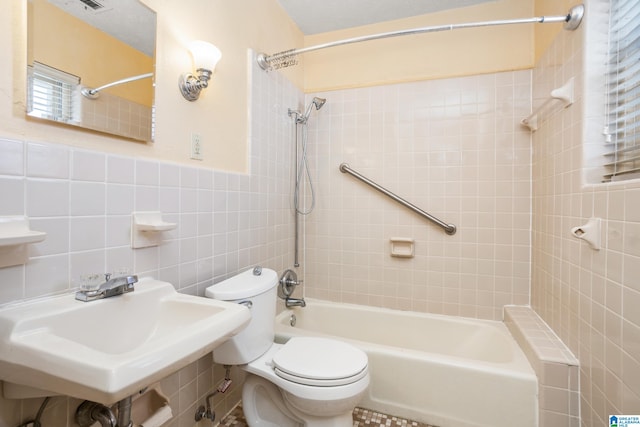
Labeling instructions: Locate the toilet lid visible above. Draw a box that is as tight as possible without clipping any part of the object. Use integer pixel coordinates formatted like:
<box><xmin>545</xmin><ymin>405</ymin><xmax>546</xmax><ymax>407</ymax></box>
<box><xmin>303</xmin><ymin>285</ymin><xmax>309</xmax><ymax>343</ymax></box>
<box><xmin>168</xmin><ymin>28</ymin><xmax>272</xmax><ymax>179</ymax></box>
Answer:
<box><xmin>273</xmin><ymin>337</ymin><xmax>368</xmax><ymax>387</ymax></box>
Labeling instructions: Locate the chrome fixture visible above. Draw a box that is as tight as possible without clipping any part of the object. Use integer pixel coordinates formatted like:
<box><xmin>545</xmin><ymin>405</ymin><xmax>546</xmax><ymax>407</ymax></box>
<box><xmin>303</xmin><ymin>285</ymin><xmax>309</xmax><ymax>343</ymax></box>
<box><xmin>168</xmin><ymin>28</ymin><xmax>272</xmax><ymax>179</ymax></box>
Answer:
<box><xmin>179</xmin><ymin>40</ymin><xmax>221</xmax><ymax>101</ymax></box>
<box><xmin>289</xmin><ymin>97</ymin><xmax>327</xmax><ymax>266</ymax></box>
<box><xmin>81</xmin><ymin>73</ymin><xmax>153</xmax><ymax>100</ymax></box>
<box><xmin>195</xmin><ymin>365</ymin><xmax>233</xmax><ymax>423</ymax></box>
<box><xmin>76</xmin><ymin>396</ymin><xmax>133</xmax><ymax>427</ymax></box>
<box><xmin>76</xmin><ymin>401</ymin><xmax>118</xmax><ymax>427</ymax></box>
<box><xmin>279</xmin><ymin>269</ymin><xmax>306</xmax><ymax>307</ymax></box>
<box><xmin>292</xmin><ymin>97</ymin><xmax>326</xmax><ymax>124</ymax></box>
<box><xmin>339</xmin><ymin>163</ymin><xmax>457</xmax><ymax>235</ymax></box>
<box><xmin>285</xmin><ymin>297</ymin><xmax>306</xmax><ymax>308</ymax></box>
<box><xmin>257</xmin><ymin>4</ymin><xmax>585</xmax><ymax>70</ymax></box>
<box><xmin>75</xmin><ymin>273</ymin><xmax>138</xmax><ymax>302</ymax></box>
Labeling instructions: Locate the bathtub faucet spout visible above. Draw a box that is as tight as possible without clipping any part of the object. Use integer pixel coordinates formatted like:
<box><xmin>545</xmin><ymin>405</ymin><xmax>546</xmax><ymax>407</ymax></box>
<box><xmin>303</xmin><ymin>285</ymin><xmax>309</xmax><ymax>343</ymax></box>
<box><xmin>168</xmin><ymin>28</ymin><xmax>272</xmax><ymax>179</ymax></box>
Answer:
<box><xmin>285</xmin><ymin>297</ymin><xmax>306</xmax><ymax>308</ymax></box>
<box><xmin>279</xmin><ymin>269</ymin><xmax>305</xmax><ymax>308</ymax></box>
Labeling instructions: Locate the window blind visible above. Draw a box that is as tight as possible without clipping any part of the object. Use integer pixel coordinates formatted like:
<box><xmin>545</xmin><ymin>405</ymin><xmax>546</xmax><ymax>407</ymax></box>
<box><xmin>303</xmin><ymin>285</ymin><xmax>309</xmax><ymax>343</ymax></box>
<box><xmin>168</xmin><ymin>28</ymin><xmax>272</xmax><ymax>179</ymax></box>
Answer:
<box><xmin>602</xmin><ymin>0</ymin><xmax>640</xmax><ymax>182</ymax></box>
<box><xmin>27</xmin><ymin>62</ymin><xmax>80</xmax><ymax>123</ymax></box>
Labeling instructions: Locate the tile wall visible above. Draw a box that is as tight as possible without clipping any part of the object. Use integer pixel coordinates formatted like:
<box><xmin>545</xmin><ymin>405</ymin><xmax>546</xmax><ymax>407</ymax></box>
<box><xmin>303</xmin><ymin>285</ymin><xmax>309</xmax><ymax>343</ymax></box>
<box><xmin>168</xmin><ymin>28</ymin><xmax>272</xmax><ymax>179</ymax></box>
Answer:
<box><xmin>505</xmin><ymin>305</ymin><xmax>580</xmax><ymax>426</ymax></box>
<box><xmin>302</xmin><ymin>71</ymin><xmax>533</xmax><ymax>320</ymax></box>
<box><xmin>531</xmin><ymin>7</ymin><xmax>640</xmax><ymax>426</ymax></box>
<box><xmin>0</xmin><ymin>54</ymin><xmax>301</xmax><ymax>427</ymax></box>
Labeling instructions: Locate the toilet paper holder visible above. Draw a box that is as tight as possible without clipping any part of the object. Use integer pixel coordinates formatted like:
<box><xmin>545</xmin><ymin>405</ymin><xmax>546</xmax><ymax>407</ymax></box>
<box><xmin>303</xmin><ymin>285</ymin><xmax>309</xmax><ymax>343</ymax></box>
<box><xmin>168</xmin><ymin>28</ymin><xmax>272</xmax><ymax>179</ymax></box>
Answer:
<box><xmin>570</xmin><ymin>217</ymin><xmax>601</xmax><ymax>250</ymax></box>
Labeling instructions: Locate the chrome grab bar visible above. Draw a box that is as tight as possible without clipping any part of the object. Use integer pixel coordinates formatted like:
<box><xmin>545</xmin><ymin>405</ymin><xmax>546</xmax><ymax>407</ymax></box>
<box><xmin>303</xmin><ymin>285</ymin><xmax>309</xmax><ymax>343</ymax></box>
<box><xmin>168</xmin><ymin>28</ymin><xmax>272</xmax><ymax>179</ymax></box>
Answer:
<box><xmin>339</xmin><ymin>163</ymin><xmax>456</xmax><ymax>235</ymax></box>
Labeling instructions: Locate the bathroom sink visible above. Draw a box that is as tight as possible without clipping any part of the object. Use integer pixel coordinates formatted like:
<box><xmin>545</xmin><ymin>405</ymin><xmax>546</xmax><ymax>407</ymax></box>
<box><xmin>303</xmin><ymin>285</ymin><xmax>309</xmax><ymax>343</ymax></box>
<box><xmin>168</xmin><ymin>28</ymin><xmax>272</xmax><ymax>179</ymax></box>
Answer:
<box><xmin>0</xmin><ymin>277</ymin><xmax>250</xmax><ymax>404</ymax></box>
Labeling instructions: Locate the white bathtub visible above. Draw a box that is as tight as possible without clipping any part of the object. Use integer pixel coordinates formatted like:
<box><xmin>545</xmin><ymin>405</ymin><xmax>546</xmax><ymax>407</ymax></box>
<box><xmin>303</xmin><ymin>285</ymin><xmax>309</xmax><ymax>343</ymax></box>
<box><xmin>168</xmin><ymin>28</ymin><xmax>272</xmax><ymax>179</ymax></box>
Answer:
<box><xmin>275</xmin><ymin>299</ymin><xmax>537</xmax><ymax>427</ymax></box>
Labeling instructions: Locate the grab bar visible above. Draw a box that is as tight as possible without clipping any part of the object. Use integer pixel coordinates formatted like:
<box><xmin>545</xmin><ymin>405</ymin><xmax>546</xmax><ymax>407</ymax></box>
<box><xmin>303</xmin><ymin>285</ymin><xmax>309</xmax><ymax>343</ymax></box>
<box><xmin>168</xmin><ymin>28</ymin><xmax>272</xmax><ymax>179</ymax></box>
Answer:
<box><xmin>339</xmin><ymin>163</ymin><xmax>456</xmax><ymax>235</ymax></box>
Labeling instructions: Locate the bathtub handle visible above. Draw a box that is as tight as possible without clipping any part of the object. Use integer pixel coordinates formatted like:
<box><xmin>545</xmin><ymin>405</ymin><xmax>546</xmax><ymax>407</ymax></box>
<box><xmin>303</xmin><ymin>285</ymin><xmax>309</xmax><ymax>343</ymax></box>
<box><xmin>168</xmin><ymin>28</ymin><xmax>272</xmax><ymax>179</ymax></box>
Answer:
<box><xmin>279</xmin><ymin>269</ymin><xmax>302</xmax><ymax>298</ymax></box>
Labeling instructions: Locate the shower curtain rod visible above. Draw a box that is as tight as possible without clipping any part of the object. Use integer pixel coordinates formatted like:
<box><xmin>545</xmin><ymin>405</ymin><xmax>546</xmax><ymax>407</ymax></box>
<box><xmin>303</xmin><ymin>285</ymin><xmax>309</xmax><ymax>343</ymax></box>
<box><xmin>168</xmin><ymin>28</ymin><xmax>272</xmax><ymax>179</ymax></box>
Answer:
<box><xmin>81</xmin><ymin>72</ymin><xmax>154</xmax><ymax>100</ymax></box>
<box><xmin>257</xmin><ymin>4</ymin><xmax>584</xmax><ymax>71</ymax></box>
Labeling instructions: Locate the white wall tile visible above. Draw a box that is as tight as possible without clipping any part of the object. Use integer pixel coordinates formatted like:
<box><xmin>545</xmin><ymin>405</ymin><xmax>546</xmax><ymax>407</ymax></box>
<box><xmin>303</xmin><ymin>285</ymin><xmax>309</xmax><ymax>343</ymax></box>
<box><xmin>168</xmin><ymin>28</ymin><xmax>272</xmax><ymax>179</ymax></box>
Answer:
<box><xmin>26</xmin><ymin>142</ymin><xmax>70</xmax><ymax>179</ymax></box>
<box><xmin>0</xmin><ymin>139</ymin><xmax>24</xmax><ymax>176</ymax></box>
<box><xmin>70</xmin><ymin>182</ymin><xmax>105</xmax><ymax>216</ymax></box>
<box><xmin>24</xmin><ymin>254</ymin><xmax>70</xmax><ymax>297</ymax></box>
<box><xmin>26</xmin><ymin>179</ymin><xmax>69</xmax><ymax>217</ymax></box>
<box><xmin>107</xmin><ymin>155</ymin><xmax>135</xmax><ymax>184</ymax></box>
<box><xmin>29</xmin><ymin>218</ymin><xmax>69</xmax><ymax>257</ymax></box>
<box><xmin>70</xmin><ymin>217</ymin><xmax>105</xmax><ymax>252</ymax></box>
<box><xmin>0</xmin><ymin>177</ymin><xmax>25</xmax><ymax>216</ymax></box>
<box><xmin>106</xmin><ymin>183</ymin><xmax>135</xmax><ymax>215</ymax></box>
<box><xmin>71</xmin><ymin>150</ymin><xmax>105</xmax><ymax>182</ymax></box>
<box><xmin>135</xmin><ymin>160</ymin><xmax>159</xmax><ymax>186</ymax></box>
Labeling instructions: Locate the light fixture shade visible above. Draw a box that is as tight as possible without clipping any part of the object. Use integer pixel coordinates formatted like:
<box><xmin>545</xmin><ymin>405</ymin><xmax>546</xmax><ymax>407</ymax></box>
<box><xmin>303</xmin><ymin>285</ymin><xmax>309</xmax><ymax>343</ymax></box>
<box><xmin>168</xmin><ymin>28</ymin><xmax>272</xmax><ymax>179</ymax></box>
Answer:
<box><xmin>188</xmin><ymin>40</ymin><xmax>221</xmax><ymax>71</ymax></box>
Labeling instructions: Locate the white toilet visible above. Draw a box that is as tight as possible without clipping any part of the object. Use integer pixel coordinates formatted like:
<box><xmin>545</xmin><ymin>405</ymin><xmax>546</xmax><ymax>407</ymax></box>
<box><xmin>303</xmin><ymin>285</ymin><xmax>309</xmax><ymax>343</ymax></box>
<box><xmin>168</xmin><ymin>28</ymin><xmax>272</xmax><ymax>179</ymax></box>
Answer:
<box><xmin>205</xmin><ymin>268</ymin><xmax>369</xmax><ymax>427</ymax></box>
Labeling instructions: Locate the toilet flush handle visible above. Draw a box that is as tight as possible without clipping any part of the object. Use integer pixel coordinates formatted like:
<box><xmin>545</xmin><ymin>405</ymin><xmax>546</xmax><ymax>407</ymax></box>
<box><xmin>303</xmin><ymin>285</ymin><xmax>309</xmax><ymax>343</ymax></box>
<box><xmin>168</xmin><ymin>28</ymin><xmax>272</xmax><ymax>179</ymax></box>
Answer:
<box><xmin>238</xmin><ymin>300</ymin><xmax>253</xmax><ymax>309</ymax></box>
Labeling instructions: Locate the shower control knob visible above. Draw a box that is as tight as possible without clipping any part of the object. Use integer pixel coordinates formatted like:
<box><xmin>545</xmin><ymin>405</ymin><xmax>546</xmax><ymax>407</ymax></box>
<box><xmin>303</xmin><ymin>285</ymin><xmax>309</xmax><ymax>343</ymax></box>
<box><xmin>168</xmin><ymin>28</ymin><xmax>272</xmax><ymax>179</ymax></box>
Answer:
<box><xmin>279</xmin><ymin>269</ymin><xmax>301</xmax><ymax>298</ymax></box>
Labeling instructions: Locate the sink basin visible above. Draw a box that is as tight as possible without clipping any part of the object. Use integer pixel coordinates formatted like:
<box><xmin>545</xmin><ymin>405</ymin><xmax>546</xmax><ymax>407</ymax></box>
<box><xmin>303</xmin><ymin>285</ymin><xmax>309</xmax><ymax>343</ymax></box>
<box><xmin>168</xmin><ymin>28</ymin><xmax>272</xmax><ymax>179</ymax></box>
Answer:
<box><xmin>0</xmin><ymin>277</ymin><xmax>250</xmax><ymax>404</ymax></box>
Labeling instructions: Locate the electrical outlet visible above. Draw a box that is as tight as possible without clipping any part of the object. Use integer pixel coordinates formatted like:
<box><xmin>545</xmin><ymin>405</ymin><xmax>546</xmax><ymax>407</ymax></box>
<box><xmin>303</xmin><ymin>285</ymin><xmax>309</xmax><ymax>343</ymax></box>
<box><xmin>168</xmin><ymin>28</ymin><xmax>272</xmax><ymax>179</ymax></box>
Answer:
<box><xmin>190</xmin><ymin>133</ymin><xmax>203</xmax><ymax>160</ymax></box>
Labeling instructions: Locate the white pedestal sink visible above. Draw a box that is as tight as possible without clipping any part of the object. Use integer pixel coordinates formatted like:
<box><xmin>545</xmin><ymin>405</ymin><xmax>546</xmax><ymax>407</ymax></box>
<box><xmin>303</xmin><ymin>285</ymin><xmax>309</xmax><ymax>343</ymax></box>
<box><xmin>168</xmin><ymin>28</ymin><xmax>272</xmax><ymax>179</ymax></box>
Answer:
<box><xmin>0</xmin><ymin>277</ymin><xmax>250</xmax><ymax>405</ymax></box>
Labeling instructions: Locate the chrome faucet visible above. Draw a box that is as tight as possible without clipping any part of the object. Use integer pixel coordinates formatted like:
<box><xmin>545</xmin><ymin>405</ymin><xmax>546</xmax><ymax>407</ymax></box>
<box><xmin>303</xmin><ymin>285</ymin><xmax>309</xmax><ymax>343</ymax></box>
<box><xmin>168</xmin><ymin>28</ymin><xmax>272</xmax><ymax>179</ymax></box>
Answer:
<box><xmin>279</xmin><ymin>269</ymin><xmax>306</xmax><ymax>308</ymax></box>
<box><xmin>285</xmin><ymin>298</ymin><xmax>306</xmax><ymax>308</ymax></box>
<box><xmin>75</xmin><ymin>274</ymin><xmax>138</xmax><ymax>302</ymax></box>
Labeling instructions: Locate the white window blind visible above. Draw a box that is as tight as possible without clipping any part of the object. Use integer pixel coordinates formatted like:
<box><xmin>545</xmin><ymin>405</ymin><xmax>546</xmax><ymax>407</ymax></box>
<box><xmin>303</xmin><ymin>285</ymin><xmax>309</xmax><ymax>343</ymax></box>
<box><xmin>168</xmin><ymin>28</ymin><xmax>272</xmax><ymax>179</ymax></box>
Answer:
<box><xmin>27</xmin><ymin>62</ymin><xmax>80</xmax><ymax>123</ymax></box>
<box><xmin>602</xmin><ymin>0</ymin><xmax>640</xmax><ymax>182</ymax></box>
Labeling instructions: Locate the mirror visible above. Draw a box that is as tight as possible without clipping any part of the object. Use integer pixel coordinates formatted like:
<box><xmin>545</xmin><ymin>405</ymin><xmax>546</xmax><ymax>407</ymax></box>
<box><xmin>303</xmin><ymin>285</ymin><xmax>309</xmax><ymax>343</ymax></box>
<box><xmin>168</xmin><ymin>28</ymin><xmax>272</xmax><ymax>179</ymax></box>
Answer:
<box><xmin>26</xmin><ymin>0</ymin><xmax>156</xmax><ymax>142</ymax></box>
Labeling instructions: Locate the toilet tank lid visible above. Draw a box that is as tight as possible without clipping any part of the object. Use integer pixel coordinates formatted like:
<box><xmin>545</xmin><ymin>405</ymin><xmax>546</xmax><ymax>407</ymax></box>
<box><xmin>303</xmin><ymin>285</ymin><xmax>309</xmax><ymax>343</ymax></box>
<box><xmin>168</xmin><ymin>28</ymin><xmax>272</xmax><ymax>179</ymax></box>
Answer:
<box><xmin>205</xmin><ymin>267</ymin><xmax>278</xmax><ymax>300</ymax></box>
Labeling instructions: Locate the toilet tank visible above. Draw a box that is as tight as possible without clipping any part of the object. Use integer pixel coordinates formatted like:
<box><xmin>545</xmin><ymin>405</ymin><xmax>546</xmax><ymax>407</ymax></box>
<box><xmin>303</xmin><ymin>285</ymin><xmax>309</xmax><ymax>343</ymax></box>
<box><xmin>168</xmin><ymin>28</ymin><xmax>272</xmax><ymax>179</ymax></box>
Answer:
<box><xmin>205</xmin><ymin>267</ymin><xmax>278</xmax><ymax>365</ymax></box>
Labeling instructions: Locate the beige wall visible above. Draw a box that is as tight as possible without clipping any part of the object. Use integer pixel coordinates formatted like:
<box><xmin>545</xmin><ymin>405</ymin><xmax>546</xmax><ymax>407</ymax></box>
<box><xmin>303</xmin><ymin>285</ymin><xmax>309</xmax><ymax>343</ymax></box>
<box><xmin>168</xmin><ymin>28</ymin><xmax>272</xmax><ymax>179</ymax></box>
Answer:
<box><xmin>4</xmin><ymin>0</ymin><xmax>303</xmax><ymax>173</ymax></box>
<box><xmin>6</xmin><ymin>0</ymin><xmax>569</xmax><ymax>174</ymax></box>
<box><xmin>302</xmin><ymin>0</ymin><xmax>536</xmax><ymax>92</ymax></box>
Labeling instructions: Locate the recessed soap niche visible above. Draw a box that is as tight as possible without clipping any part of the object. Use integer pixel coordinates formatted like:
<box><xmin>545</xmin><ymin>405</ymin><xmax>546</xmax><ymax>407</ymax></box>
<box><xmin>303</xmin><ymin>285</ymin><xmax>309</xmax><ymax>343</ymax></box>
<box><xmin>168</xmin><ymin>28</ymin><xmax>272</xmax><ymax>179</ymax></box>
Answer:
<box><xmin>390</xmin><ymin>237</ymin><xmax>414</xmax><ymax>258</ymax></box>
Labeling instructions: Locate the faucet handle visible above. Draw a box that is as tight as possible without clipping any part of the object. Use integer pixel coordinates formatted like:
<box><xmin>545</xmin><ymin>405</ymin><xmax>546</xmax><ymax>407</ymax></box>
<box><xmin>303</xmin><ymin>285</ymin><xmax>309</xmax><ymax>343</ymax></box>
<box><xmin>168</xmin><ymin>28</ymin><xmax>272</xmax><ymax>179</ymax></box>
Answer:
<box><xmin>79</xmin><ymin>274</ymin><xmax>102</xmax><ymax>291</ymax></box>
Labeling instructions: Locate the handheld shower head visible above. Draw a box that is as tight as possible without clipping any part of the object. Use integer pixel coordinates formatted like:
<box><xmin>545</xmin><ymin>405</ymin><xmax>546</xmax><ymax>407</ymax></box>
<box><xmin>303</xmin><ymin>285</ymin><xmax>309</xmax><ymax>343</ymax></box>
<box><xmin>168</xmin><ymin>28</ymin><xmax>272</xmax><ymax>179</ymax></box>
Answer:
<box><xmin>312</xmin><ymin>97</ymin><xmax>326</xmax><ymax>109</ymax></box>
<box><xmin>301</xmin><ymin>97</ymin><xmax>327</xmax><ymax>122</ymax></box>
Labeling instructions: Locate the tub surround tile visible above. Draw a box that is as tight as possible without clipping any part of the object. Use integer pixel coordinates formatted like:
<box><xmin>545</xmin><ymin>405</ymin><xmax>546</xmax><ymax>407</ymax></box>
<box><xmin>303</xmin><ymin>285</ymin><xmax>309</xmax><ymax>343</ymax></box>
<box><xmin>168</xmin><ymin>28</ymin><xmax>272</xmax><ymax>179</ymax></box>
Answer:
<box><xmin>303</xmin><ymin>70</ymin><xmax>532</xmax><ymax>320</ymax></box>
<box><xmin>504</xmin><ymin>305</ymin><xmax>580</xmax><ymax>427</ymax></box>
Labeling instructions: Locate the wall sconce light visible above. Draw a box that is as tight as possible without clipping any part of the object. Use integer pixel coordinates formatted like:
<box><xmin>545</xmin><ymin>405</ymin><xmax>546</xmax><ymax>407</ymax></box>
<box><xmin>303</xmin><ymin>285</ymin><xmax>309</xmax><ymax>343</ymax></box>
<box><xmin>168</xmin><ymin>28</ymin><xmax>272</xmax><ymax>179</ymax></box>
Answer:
<box><xmin>179</xmin><ymin>40</ymin><xmax>222</xmax><ymax>102</ymax></box>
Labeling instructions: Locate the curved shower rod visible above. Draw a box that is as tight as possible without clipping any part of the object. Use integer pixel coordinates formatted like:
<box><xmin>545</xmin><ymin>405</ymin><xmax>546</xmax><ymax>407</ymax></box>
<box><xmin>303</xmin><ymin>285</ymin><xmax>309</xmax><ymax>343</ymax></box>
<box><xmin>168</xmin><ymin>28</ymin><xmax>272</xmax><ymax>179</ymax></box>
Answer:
<box><xmin>257</xmin><ymin>4</ymin><xmax>584</xmax><ymax>71</ymax></box>
<box><xmin>81</xmin><ymin>72</ymin><xmax>154</xmax><ymax>100</ymax></box>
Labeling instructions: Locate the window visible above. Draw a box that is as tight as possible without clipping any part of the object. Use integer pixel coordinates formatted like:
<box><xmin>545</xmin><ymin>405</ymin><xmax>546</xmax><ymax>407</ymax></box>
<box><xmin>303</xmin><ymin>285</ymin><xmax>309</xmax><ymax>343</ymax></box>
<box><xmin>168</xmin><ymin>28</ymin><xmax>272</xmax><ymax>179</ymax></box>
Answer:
<box><xmin>602</xmin><ymin>0</ymin><xmax>640</xmax><ymax>182</ymax></box>
<box><xmin>27</xmin><ymin>62</ymin><xmax>80</xmax><ymax>123</ymax></box>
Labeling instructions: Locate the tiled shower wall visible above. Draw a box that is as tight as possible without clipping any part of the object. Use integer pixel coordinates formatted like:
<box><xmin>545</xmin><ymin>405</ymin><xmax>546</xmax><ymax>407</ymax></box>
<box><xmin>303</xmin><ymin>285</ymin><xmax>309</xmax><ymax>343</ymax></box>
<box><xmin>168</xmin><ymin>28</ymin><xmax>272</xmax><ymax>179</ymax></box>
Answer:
<box><xmin>531</xmin><ymin>5</ymin><xmax>640</xmax><ymax>426</ymax></box>
<box><xmin>302</xmin><ymin>70</ymin><xmax>533</xmax><ymax>320</ymax></box>
<box><xmin>0</xmin><ymin>55</ymin><xmax>301</xmax><ymax>427</ymax></box>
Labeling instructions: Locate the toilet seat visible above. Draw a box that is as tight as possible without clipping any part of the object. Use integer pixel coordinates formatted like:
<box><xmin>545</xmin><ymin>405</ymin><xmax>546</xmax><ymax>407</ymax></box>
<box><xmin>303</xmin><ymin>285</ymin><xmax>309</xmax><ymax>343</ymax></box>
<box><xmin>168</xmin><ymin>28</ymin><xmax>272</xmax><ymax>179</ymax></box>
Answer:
<box><xmin>273</xmin><ymin>337</ymin><xmax>368</xmax><ymax>387</ymax></box>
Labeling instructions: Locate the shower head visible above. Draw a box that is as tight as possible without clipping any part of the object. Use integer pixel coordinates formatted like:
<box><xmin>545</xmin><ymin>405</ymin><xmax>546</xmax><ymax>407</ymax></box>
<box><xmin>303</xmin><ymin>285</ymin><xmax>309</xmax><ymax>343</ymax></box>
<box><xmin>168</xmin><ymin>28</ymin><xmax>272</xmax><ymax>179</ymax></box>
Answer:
<box><xmin>312</xmin><ymin>97</ymin><xmax>326</xmax><ymax>109</ymax></box>
<box><xmin>301</xmin><ymin>97</ymin><xmax>327</xmax><ymax>122</ymax></box>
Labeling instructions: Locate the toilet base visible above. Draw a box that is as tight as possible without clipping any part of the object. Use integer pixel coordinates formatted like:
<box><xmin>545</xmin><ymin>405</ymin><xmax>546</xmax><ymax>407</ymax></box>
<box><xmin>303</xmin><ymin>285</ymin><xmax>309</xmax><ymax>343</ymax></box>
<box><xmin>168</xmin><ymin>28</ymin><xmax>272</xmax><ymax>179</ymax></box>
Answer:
<box><xmin>242</xmin><ymin>374</ymin><xmax>356</xmax><ymax>427</ymax></box>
